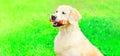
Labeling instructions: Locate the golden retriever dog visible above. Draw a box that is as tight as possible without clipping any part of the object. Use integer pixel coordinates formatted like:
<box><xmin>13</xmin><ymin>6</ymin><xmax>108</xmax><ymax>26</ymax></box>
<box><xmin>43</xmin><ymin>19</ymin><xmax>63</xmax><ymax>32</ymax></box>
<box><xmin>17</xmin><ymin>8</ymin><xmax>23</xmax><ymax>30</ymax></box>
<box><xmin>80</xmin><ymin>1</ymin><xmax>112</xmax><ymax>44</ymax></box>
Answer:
<box><xmin>50</xmin><ymin>5</ymin><xmax>103</xmax><ymax>56</ymax></box>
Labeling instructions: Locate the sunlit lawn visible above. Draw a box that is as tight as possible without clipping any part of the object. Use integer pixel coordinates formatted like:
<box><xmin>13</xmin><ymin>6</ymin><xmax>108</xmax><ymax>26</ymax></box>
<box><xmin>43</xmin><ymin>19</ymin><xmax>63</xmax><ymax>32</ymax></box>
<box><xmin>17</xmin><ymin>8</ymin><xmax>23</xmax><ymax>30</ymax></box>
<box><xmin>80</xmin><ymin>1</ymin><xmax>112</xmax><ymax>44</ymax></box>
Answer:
<box><xmin>0</xmin><ymin>0</ymin><xmax>120</xmax><ymax>56</ymax></box>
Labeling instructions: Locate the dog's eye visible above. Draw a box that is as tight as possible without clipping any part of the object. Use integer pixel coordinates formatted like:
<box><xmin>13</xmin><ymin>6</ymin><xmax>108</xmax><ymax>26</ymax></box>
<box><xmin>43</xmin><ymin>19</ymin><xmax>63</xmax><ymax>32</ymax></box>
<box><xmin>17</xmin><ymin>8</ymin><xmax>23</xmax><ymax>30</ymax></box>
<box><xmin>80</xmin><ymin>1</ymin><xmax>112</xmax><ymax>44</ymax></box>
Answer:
<box><xmin>56</xmin><ymin>11</ymin><xmax>58</xmax><ymax>13</ymax></box>
<box><xmin>62</xmin><ymin>12</ymin><xmax>66</xmax><ymax>14</ymax></box>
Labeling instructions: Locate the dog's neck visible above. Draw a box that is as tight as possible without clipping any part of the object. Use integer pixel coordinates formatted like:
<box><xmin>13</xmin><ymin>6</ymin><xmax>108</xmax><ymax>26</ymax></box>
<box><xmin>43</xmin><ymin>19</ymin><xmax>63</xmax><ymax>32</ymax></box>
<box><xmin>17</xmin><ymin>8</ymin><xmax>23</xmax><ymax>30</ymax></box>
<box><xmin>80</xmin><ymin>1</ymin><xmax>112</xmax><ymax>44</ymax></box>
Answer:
<box><xmin>59</xmin><ymin>23</ymin><xmax>81</xmax><ymax>34</ymax></box>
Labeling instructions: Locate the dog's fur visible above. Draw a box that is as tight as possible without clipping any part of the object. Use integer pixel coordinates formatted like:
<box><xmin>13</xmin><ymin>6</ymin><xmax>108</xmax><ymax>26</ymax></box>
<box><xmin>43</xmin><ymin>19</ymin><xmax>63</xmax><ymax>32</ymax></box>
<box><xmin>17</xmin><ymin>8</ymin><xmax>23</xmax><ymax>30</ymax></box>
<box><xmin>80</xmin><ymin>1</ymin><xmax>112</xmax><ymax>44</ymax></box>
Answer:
<box><xmin>51</xmin><ymin>5</ymin><xmax>103</xmax><ymax>56</ymax></box>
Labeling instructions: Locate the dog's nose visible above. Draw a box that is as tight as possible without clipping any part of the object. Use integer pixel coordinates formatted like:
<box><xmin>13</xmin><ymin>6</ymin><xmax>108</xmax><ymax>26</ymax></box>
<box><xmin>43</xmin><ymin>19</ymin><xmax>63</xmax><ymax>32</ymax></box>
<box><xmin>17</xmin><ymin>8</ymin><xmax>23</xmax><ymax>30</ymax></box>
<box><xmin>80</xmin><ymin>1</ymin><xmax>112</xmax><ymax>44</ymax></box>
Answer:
<box><xmin>51</xmin><ymin>15</ymin><xmax>56</xmax><ymax>20</ymax></box>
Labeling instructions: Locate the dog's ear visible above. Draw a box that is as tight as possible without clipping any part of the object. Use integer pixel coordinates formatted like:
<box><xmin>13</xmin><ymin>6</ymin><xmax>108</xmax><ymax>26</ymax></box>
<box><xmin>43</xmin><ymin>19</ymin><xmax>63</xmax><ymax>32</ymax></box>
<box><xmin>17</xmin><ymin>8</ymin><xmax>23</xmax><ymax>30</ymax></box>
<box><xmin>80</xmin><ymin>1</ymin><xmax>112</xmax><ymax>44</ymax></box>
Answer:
<box><xmin>69</xmin><ymin>8</ymin><xmax>82</xmax><ymax>24</ymax></box>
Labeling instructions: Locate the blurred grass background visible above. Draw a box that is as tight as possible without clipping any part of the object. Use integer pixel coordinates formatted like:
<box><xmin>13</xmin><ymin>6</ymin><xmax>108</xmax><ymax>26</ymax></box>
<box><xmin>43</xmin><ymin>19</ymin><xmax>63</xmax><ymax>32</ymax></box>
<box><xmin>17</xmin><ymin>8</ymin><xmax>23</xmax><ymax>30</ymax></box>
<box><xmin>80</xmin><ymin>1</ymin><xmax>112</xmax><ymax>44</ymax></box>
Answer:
<box><xmin>0</xmin><ymin>0</ymin><xmax>120</xmax><ymax>56</ymax></box>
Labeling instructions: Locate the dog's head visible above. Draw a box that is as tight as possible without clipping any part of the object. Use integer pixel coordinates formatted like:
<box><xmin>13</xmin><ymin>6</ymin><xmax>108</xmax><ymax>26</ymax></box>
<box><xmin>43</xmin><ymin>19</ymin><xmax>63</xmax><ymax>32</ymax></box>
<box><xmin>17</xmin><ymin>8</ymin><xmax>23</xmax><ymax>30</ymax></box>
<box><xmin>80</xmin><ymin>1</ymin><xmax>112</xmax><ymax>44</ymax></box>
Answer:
<box><xmin>50</xmin><ymin>5</ymin><xmax>82</xmax><ymax>27</ymax></box>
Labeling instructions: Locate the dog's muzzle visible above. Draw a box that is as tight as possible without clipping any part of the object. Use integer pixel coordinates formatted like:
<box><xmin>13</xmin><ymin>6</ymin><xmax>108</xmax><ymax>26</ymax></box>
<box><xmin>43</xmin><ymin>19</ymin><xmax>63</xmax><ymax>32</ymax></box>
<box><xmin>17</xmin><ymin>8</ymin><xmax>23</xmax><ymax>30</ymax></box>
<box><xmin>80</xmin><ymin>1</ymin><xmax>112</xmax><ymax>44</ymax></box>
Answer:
<box><xmin>50</xmin><ymin>16</ymin><xmax>67</xmax><ymax>27</ymax></box>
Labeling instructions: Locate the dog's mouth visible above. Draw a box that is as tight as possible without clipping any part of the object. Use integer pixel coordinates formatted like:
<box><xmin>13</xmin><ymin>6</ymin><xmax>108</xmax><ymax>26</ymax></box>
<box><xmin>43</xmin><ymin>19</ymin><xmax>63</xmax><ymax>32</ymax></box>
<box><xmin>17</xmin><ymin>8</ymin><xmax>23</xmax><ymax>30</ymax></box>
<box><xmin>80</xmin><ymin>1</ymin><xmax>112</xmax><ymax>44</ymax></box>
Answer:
<box><xmin>53</xmin><ymin>22</ymin><xmax>63</xmax><ymax>27</ymax></box>
<box><xmin>50</xmin><ymin>19</ymin><xmax>67</xmax><ymax>27</ymax></box>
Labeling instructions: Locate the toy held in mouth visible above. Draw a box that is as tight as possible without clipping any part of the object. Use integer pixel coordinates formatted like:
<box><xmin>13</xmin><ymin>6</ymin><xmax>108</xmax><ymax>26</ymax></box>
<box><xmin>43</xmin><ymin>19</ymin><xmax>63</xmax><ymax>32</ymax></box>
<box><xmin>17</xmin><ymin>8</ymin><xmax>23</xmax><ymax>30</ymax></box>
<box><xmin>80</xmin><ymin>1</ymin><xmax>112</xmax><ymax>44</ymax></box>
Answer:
<box><xmin>50</xmin><ymin>19</ymin><xmax>54</xmax><ymax>22</ymax></box>
<box><xmin>50</xmin><ymin>19</ymin><xmax>67</xmax><ymax>25</ymax></box>
<box><xmin>58</xmin><ymin>20</ymin><xmax>67</xmax><ymax>24</ymax></box>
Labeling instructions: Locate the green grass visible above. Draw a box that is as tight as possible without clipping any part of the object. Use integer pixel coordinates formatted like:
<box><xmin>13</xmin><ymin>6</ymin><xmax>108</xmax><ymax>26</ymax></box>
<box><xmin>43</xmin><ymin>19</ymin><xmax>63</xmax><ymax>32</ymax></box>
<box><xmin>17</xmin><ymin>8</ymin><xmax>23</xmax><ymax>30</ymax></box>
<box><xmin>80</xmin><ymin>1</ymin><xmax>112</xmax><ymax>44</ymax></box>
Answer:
<box><xmin>0</xmin><ymin>0</ymin><xmax>120</xmax><ymax>56</ymax></box>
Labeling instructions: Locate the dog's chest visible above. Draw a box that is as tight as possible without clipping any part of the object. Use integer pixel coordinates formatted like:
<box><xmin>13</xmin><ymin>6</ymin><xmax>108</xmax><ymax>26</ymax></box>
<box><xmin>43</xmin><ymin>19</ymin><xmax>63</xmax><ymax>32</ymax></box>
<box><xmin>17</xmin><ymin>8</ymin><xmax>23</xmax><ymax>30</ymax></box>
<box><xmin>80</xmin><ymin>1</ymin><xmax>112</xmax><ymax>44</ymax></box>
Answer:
<box><xmin>54</xmin><ymin>32</ymin><xmax>81</xmax><ymax>54</ymax></box>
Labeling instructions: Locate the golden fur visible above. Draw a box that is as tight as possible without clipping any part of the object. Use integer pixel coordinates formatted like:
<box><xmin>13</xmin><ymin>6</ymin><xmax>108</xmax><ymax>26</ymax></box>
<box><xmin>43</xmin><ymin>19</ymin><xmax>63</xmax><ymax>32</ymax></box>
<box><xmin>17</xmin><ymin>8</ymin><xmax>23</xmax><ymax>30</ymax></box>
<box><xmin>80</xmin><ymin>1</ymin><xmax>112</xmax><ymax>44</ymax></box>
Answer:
<box><xmin>52</xmin><ymin>5</ymin><xmax>103</xmax><ymax>56</ymax></box>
